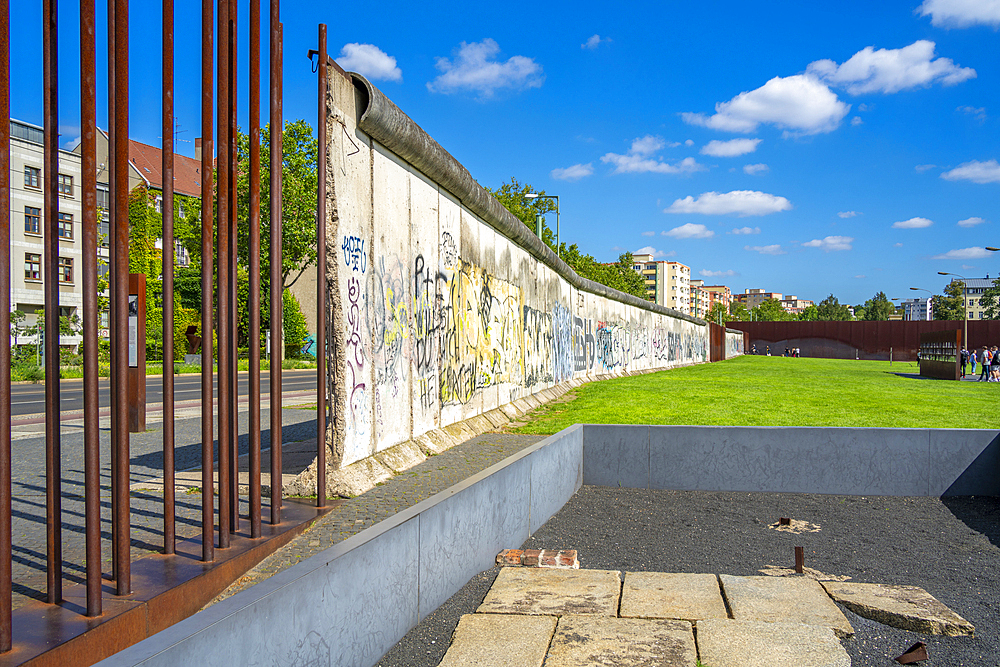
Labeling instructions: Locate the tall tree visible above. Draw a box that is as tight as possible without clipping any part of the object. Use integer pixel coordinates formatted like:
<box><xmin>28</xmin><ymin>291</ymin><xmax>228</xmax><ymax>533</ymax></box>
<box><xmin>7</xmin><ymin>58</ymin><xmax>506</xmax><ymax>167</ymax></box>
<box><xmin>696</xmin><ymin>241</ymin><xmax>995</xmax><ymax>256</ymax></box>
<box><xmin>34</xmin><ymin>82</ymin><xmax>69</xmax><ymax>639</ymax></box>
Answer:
<box><xmin>797</xmin><ymin>304</ymin><xmax>819</xmax><ymax>321</ymax></box>
<box><xmin>933</xmin><ymin>280</ymin><xmax>965</xmax><ymax>321</ymax></box>
<box><xmin>728</xmin><ymin>302</ymin><xmax>750</xmax><ymax>321</ymax></box>
<box><xmin>859</xmin><ymin>291</ymin><xmax>895</xmax><ymax>321</ymax></box>
<box><xmin>755</xmin><ymin>298</ymin><xmax>792</xmax><ymax>321</ymax></box>
<box><xmin>707</xmin><ymin>301</ymin><xmax>728</xmax><ymax>324</ymax></box>
<box><xmin>816</xmin><ymin>294</ymin><xmax>851</xmax><ymax>321</ymax></box>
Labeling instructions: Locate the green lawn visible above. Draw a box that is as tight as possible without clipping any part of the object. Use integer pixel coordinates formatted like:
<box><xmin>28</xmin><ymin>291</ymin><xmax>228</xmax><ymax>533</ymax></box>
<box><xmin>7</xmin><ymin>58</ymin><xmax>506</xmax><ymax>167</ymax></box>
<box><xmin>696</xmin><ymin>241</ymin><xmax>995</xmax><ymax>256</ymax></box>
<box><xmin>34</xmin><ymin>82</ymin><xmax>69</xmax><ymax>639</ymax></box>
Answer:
<box><xmin>514</xmin><ymin>356</ymin><xmax>999</xmax><ymax>434</ymax></box>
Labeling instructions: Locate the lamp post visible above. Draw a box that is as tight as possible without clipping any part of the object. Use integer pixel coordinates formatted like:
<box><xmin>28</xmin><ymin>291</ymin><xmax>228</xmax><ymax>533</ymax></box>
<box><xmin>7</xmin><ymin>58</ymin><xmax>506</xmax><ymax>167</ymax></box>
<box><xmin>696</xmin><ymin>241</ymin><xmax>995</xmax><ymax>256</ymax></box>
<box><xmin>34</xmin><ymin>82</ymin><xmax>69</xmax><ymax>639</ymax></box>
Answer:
<box><xmin>909</xmin><ymin>287</ymin><xmax>933</xmax><ymax>322</ymax></box>
<box><xmin>525</xmin><ymin>192</ymin><xmax>560</xmax><ymax>259</ymax></box>
<box><xmin>937</xmin><ymin>272</ymin><xmax>969</xmax><ymax>351</ymax></box>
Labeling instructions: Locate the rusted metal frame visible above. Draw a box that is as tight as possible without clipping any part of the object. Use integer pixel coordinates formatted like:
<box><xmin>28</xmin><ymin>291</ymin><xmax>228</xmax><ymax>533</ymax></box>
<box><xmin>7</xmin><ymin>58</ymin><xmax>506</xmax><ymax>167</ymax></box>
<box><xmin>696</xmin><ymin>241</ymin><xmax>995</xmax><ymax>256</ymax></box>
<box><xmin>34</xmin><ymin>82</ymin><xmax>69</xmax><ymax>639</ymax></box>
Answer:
<box><xmin>248</xmin><ymin>0</ymin><xmax>262</xmax><ymax>538</ymax></box>
<box><xmin>268</xmin><ymin>1</ymin><xmax>282</xmax><ymax>525</ymax></box>
<box><xmin>0</xmin><ymin>0</ymin><xmax>11</xmax><ymax>648</ymax></box>
<box><xmin>161</xmin><ymin>0</ymin><xmax>176</xmax><ymax>556</ymax></box>
<box><xmin>80</xmin><ymin>0</ymin><xmax>101</xmax><ymax>617</ymax></box>
<box><xmin>227</xmin><ymin>3</ymin><xmax>239</xmax><ymax>534</ymax></box>
<box><xmin>199</xmin><ymin>0</ymin><xmax>215</xmax><ymax>562</ymax></box>
<box><xmin>216</xmin><ymin>0</ymin><xmax>232</xmax><ymax>549</ymax></box>
<box><xmin>42</xmin><ymin>0</ymin><xmax>63</xmax><ymax>606</ymax></box>
<box><xmin>315</xmin><ymin>24</ymin><xmax>327</xmax><ymax>507</ymax></box>
<box><xmin>107</xmin><ymin>0</ymin><xmax>119</xmax><ymax>583</ymax></box>
<box><xmin>112</xmin><ymin>0</ymin><xmax>131</xmax><ymax>596</ymax></box>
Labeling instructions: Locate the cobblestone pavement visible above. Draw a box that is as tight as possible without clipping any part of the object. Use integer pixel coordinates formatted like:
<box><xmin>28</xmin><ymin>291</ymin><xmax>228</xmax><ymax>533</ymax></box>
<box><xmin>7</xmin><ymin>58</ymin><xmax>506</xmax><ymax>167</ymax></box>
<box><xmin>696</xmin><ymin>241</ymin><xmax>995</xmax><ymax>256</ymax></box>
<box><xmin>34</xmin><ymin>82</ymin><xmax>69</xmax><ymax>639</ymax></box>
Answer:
<box><xmin>211</xmin><ymin>433</ymin><xmax>545</xmax><ymax>604</ymax></box>
<box><xmin>11</xmin><ymin>405</ymin><xmax>318</xmax><ymax>610</ymax></box>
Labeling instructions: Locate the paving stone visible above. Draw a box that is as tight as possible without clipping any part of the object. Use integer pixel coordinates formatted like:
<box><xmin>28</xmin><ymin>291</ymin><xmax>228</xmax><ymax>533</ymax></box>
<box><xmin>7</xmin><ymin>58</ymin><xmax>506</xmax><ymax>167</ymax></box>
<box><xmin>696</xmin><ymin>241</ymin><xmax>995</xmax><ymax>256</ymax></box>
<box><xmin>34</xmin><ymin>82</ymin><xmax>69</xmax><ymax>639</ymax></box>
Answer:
<box><xmin>696</xmin><ymin>619</ymin><xmax>850</xmax><ymax>667</ymax></box>
<box><xmin>719</xmin><ymin>574</ymin><xmax>853</xmax><ymax>637</ymax></box>
<box><xmin>545</xmin><ymin>615</ymin><xmax>696</xmax><ymax>667</ymax></box>
<box><xmin>477</xmin><ymin>567</ymin><xmax>621</xmax><ymax>616</ymax></box>
<box><xmin>437</xmin><ymin>614</ymin><xmax>555</xmax><ymax>667</ymax></box>
<box><xmin>820</xmin><ymin>581</ymin><xmax>975</xmax><ymax>636</ymax></box>
<box><xmin>620</xmin><ymin>572</ymin><xmax>728</xmax><ymax>621</ymax></box>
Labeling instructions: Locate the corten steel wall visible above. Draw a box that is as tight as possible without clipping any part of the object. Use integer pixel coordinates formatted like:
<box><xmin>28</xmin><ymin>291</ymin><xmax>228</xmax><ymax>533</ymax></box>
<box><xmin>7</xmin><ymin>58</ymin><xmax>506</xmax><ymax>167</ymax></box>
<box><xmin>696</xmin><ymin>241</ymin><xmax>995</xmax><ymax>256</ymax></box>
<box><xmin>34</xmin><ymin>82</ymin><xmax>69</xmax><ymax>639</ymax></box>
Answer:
<box><xmin>918</xmin><ymin>329</ymin><xmax>961</xmax><ymax>381</ymax></box>
<box><xmin>322</xmin><ymin>72</ymin><xmax>744</xmax><ymax>470</ymax></box>
<box><xmin>728</xmin><ymin>320</ymin><xmax>1000</xmax><ymax>361</ymax></box>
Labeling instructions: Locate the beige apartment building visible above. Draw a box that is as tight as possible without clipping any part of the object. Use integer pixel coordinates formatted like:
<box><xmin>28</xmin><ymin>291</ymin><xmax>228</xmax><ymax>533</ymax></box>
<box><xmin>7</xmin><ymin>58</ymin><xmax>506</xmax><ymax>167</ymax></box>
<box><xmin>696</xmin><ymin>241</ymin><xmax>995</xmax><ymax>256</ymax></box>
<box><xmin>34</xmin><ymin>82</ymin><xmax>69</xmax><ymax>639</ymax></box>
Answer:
<box><xmin>632</xmin><ymin>253</ymin><xmax>693</xmax><ymax>315</ymax></box>
<box><xmin>735</xmin><ymin>288</ymin><xmax>782</xmax><ymax>309</ymax></box>
<box><xmin>701</xmin><ymin>284</ymin><xmax>732</xmax><ymax>312</ymax></box>
<box><xmin>688</xmin><ymin>280</ymin><xmax>709</xmax><ymax>320</ymax></box>
<box><xmin>780</xmin><ymin>296</ymin><xmax>813</xmax><ymax>315</ymax></box>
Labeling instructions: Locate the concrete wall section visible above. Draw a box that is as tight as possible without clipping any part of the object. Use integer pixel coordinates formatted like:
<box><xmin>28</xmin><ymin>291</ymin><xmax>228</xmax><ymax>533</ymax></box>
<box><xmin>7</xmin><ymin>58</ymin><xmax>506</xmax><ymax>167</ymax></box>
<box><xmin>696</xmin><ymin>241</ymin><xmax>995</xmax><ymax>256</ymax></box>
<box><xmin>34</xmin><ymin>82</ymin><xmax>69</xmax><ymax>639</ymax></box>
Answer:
<box><xmin>328</xmin><ymin>73</ymin><xmax>717</xmax><ymax>468</ymax></box>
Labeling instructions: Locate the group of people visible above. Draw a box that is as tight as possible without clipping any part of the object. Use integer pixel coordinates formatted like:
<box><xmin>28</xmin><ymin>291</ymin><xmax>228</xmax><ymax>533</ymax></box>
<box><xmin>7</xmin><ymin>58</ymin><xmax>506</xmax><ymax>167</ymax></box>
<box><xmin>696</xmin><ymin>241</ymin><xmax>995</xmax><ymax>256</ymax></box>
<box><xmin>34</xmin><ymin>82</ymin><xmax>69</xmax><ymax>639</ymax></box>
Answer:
<box><xmin>750</xmin><ymin>344</ymin><xmax>802</xmax><ymax>357</ymax></box>
<box><xmin>960</xmin><ymin>347</ymin><xmax>1000</xmax><ymax>382</ymax></box>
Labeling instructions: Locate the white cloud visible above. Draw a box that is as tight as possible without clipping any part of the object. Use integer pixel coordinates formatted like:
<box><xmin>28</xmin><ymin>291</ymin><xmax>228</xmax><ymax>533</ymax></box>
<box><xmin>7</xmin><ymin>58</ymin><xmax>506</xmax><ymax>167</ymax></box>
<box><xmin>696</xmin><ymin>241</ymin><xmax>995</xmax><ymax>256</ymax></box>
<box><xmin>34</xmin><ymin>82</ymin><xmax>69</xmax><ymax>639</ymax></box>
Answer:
<box><xmin>336</xmin><ymin>44</ymin><xmax>402</xmax><ymax>82</ymax></box>
<box><xmin>665</xmin><ymin>190</ymin><xmax>792</xmax><ymax>217</ymax></box>
<box><xmin>958</xmin><ymin>216</ymin><xmax>986</xmax><ymax>227</ymax></box>
<box><xmin>806</xmin><ymin>40</ymin><xmax>975</xmax><ymax>95</ymax></box>
<box><xmin>601</xmin><ymin>135</ymin><xmax>706</xmax><ymax>175</ymax></box>
<box><xmin>743</xmin><ymin>163</ymin><xmax>769</xmax><ymax>175</ymax></box>
<box><xmin>915</xmin><ymin>164</ymin><xmax>937</xmax><ymax>172</ymax></box>
<box><xmin>893</xmin><ymin>217</ymin><xmax>934</xmax><ymax>228</ymax></box>
<box><xmin>745</xmin><ymin>244</ymin><xmax>787</xmax><ymax>255</ymax></box>
<box><xmin>962</xmin><ymin>264</ymin><xmax>977</xmax><ymax>269</ymax></box>
<box><xmin>684</xmin><ymin>139</ymin><xmax>694</xmax><ymax>146</ymax></box>
<box><xmin>894</xmin><ymin>242</ymin><xmax>904</xmax><ymax>247</ymax></box>
<box><xmin>941</xmin><ymin>159</ymin><xmax>1000</xmax><ymax>184</ymax></box>
<box><xmin>855</xmin><ymin>275</ymin><xmax>866</xmax><ymax>279</ymax></box>
<box><xmin>700</xmin><ymin>138</ymin><xmax>761</xmax><ymax>157</ymax></box>
<box><xmin>803</xmin><ymin>235</ymin><xmax>854</xmax><ymax>251</ymax></box>
<box><xmin>633</xmin><ymin>246</ymin><xmax>675</xmax><ymax>258</ymax></box>
<box><xmin>550</xmin><ymin>163</ymin><xmax>594</xmax><ymax>181</ymax></box>
<box><xmin>730</xmin><ymin>226</ymin><xmax>761</xmax><ymax>235</ymax></box>
<box><xmin>681</xmin><ymin>74</ymin><xmax>850</xmax><ymax>136</ymax></box>
<box><xmin>932</xmin><ymin>247</ymin><xmax>993</xmax><ymax>259</ymax></box>
<box><xmin>917</xmin><ymin>0</ymin><xmax>1000</xmax><ymax>28</ymax></box>
<box><xmin>851</xmin><ymin>116</ymin><xmax>864</xmax><ymax>126</ymax></box>
<box><xmin>428</xmin><ymin>39</ymin><xmax>543</xmax><ymax>98</ymax></box>
<box><xmin>582</xmin><ymin>34</ymin><xmax>611</xmax><ymax>50</ymax></box>
<box><xmin>663</xmin><ymin>223</ymin><xmax>715</xmax><ymax>239</ymax></box>
<box><xmin>700</xmin><ymin>269</ymin><xmax>739</xmax><ymax>277</ymax></box>
<box><xmin>958</xmin><ymin>105</ymin><xmax>987</xmax><ymax>122</ymax></box>
<box><xmin>641</xmin><ymin>231</ymin><xmax>655</xmax><ymax>237</ymax></box>
<box><xmin>838</xmin><ymin>210</ymin><xmax>860</xmax><ymax>218</ymax></box>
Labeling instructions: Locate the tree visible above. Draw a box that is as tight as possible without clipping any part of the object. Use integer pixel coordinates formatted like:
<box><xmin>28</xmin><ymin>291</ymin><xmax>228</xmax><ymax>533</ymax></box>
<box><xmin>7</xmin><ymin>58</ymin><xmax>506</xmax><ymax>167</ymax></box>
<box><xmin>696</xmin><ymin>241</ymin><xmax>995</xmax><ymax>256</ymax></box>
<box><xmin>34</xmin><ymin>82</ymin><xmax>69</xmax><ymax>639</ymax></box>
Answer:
<box><xmin>707</xmin><ymin>301</ymin><xmax>728</xmax><ymax>324</ymax></box>
<box><xmin>728</xmin><ymin>302</ymin><xmax>750</xmax><ymax>321</ymax></box>
<box><xmin>933</xmin><ymin>280</ymin><xmax>965</xmax><ymax>321</ymax></box>
<box><xmin>10</xmin><ymin>310</ymin><xmax>26</xmax><ymax>347</ymax></box>
<box><xmin>755</xmin><ymin>298</ymin><xmax>792</xmax><ymax>321</ymax></box>
<box><xmin>797</xmin><ymin>304</ymin><xmax>819</xmax><ymax>321</ymax></box>
<box><xmin>816</xmin><ymin>294</ymin><xmax>851</xmax><ymax>321</ymax></box>
<box><xmin>858</xmin><ymin>291</ymin><xmax>894</xmax><ymax>321</ymax></box>
<box><xmin>484</xmin><ymin>177</ymin><xmax>557</xmax><ymax>230</ymax></box>
<box><xmin>978</xmin><ymin>277</ymin><xmax>1000</xmax><ymax>319</ymax></box>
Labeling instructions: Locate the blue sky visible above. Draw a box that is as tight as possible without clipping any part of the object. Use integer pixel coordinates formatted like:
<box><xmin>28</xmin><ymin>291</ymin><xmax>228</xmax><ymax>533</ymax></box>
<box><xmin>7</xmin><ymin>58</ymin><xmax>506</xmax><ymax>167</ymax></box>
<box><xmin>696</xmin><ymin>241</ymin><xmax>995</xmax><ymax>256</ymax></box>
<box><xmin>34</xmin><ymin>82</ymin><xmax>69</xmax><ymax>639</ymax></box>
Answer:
<box><xmin>10</xmin><ymin>0</ymin><xmax>1000</xmax><ymax>305</ymax></box>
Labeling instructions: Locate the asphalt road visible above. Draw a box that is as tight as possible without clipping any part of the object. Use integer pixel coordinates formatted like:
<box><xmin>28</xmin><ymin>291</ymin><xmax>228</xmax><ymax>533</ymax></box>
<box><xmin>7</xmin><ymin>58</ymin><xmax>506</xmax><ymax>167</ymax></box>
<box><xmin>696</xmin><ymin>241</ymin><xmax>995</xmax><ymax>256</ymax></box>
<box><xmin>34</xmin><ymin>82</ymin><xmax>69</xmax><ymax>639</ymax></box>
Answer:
<box><xmin>10</xmin><ymin>368</ymin><xmax>318</xmax><ymax>416</ymax></box>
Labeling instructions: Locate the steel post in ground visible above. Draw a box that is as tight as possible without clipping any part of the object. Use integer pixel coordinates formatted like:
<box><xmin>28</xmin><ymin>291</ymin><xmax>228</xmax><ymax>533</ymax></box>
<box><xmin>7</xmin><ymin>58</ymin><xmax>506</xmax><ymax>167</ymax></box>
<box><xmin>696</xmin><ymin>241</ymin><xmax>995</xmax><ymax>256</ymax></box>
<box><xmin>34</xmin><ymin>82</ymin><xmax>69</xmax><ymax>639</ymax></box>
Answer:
<box><xmin>161</xmin><ymin>0</ymin><xmax>176</xmax><ymax>555</ymax></box>
<box><xmin>0</xmin><ymin>0</ymin><xmax>11</xmax><ymax>647</ymax></box>
<box><xmin>106</xmin><ymin>0</ymin><xmax>119</xmax><ymax>582</ymax></box>
<box><xmin>248</xmin><ymin>0</ymin><xmax>262</xmax><ymax>538</ymax></box>
<box><xmin>216</xmin><ymin>0</ymin><xmax>231</xmax><ymax>549</ymax></box>
<box><xmin>315</xmin><ymin>24</ymin><xmax>327</xmax><ymax>507</ymax></box>
<box><xmin>199</xmin><ymin>0</ymin><xmax>215</xmax><ymax>561</ymax></box>
<box><xmin>268</xmin><ymin>1</ymin><xmax>282</xmax><ymax>525</ymax></box>
<box><xmin>227</xmin><ymin>4</ymin><xmax>239</xmax><ymax>534</ymax></box>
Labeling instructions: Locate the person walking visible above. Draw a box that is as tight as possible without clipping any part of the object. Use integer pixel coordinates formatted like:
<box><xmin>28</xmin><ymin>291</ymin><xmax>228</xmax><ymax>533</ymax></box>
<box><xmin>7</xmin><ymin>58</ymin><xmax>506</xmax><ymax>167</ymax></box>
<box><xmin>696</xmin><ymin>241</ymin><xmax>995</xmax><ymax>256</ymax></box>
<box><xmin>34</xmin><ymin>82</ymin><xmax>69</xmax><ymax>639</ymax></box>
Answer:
<box><xmin>961</xmin><ymin>348</ymin><xmax>968</xmax><ymax>378</ymax></box>
<box><xmin>970</xmin><ymin>349</ymin><xmax>977</xmax><ymax>377</ymax></box>
<box><xmin>992</xmin><ymin>346</ymin><xmax>1000</xmax><ymax>382</ymax></box>
<box><xmin>980</xmin><ymin>346</ymin><xmax>991</xmax><ymax>382</ymax></box>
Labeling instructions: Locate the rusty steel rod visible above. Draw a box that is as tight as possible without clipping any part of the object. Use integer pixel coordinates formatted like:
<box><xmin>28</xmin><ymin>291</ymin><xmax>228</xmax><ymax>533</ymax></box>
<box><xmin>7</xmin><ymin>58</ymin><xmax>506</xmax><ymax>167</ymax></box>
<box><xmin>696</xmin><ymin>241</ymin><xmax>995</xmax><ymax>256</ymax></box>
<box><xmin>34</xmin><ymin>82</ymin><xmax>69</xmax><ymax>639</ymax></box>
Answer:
<box><xmin>216</xmin><ymin>0</ymin><xmax>231</xmax><ymax>549</ymax></box>
<box><xmin>268</xmin><ymin>2</ymin><xmax>282</xmax><ymax>525</ymax></box>
<box><xmin>42</xmin><ymin>0</ymin><xmax>63</xmax><ymax>605</ymax></box>
<box><xmin>107</xmin><ymin>0</ymin><xmax>119</xmax><ymax>583</ymax></box>
<box><xmin>200</xmin><ymin>0</ymin><xmax>215</xmax><ymax>561</ymax></box>
<box><xmin>228</xmin><ymin>5</ymin><xmax>239</xmax><ymax>534</ymax></box>
<box><xmin>248</xmin><ymin>0</ymin><xmax>262</xmax><ymax>538</ymax></box>
<box><xmin>0</xmin><ymin>0</ymin><xmax>11</xmax><ymax>647</ymax></box>
<box><xmin>161</xmin><ymin>0</ymin><xmax>176</xmax><ymax>555</ymax></box>
<box><xmin>315</xmin><ymin>24</ymin><xmax>327</xmax><ymax>507</ymax></box>
<box><xmin>80</xmin><ymin>0</ymin><xmax>101</xmax><ymax>617</ymax></box>
<box><xmin>112</xmin><ymin>0</ymin><xmax>131</xmax><ymax>596</ymax></box>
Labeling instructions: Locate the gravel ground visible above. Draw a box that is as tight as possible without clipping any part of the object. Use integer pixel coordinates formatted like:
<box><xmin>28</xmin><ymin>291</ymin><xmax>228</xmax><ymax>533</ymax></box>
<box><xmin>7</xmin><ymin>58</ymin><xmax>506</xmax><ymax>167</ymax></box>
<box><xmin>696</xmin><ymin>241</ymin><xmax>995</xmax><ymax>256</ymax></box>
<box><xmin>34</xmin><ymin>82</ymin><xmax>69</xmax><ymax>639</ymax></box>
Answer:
<box><xmin>378</xmin><ymin>486</ymin><xmax>1000</xmax><ymax>667</ymax></box>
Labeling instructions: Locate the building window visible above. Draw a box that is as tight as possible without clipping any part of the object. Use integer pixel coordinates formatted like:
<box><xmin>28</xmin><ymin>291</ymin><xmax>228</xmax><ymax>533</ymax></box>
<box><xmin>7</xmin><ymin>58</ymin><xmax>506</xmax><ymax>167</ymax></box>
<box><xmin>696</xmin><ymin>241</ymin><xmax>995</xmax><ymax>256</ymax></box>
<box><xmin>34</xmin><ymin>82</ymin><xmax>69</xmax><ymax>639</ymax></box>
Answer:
<box><xmin>24</xmin><ymin>165</ymin><xmax>40</xmax><ymax>188</ymax></box>
<box><xmin>58</xmin><ymin>257</ymin><xmax>73</xmax><ymax>283</ymax></box>
<box><xmin>58</xmin><ymin>173</ymin><xmax>73</xmax><ymax>196</ymax></box>
<box><xmin>24</xmin><ymin>206</ymin><xmax>41</xmax><ymax>235</ymax></box>
<box><xmin>98</xmin><ymin>262</ymin><xmax>109</xmax><ymax>280</ymax></box>
<box><xmin>58</xmin><ymin>212</ymin><xmax>74</xmax><ymax>239</ymax></box>
<box><xmin>98</xmin><ymin>220</ymin><xmax>110</xmax><ymax>248</ymax></box>
<box><xmin>96</xmin><ymin>186</ymin><xmax>110</xmax><ymax>211</ymax></box>
<box><xmin>25</xmin><ymin>253</ymin><xmax>41</xmax><ymax>280</ymax></box>
<box><xmin>175</xmin><ymin>240</ymin><xmax>189</xmax><ymax>266</ymax></box>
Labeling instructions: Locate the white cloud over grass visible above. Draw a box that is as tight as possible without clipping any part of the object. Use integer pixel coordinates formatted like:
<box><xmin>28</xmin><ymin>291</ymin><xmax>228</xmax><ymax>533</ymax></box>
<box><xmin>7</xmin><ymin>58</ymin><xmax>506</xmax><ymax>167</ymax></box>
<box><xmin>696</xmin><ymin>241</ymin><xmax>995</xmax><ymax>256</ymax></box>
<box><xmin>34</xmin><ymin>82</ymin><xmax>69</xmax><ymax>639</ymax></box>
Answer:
<box><xmin>917</xmin><ymin>0</ymin><xmax>1000</xmax><ymax>28</ymax></box>
<box><xmin>336</xmin><ymin>43</ymin><xmax>403</xmax><ymax>82</ymax></box>
<box><xmin>681</xmin><ymin>74</ymin><xmax>850</xmax><ymax>136</ymax></box>
<box><xmin>806</xmin><ymin>41</ymin><xmax>975</xmax><ymax>95</ymax></box>
<box><xmin>550</xmin><ymin>163</ymin><xmax>593</xmax><ymax>181</ymax></box>
<box><xmin>957</xmin><ymin>216</ymin><xmax>986</xmax><ymax>227</ymax></box>
<box><xmin>893</xmin><ymin>217</ymin><xmax>934</xmax><ymax>228</ymax></box>
<box><xmin>838</xmin><ymin>211</ymin><xmax>860</xmax><ymax>218</ymax></box>
<box><xmin>743</xmin><ymin>163</ymin><xmax>769</xmax><ymax>175</ymax></box>
<box><xmin>745</xmin><ymin>244</ymin><xmax>786</xmax><ymax>255</ymax></box>
<box><xmin>803</xmin><ymin>236</ymin><xmax>853</xmax><ymax>251</ymax></box>
<box><xmin>428</xmin><ymin>39</ymin><xmax>543</xmax><ymax>98</ymax></box>
<box><xmin>663</xmin><ymin>223</ymin><xmax>715</xmax><ymax>239</ymax></box>
<box><xmin>601</xmin><ymin>135</ymin><xmax>706</xmax><ymax>174</ymax></box>
<box><xmin>634</xmin><ymin>246</ymin><xmax>675</xmax><ymax>258</ymax></box>
<box><xmin>700</xmin><ymin>138</ymin><xmax>761</xmax><ymax>157</ymax></box>
<box><xmin>941</xmin><ymin>159</ymin><xmax>1000</xmax><ymax>184</ymax></box>
<box><xmin>932</xmin><ymin>247</ymin><xmax>993</xmax><ymax>260</ymax></box>
<box><xmin>730</xmin><ymin>226</ymin><xmax>761</xmax><ymax>235</ymax></box>
<box><xmin>665</xmin><ymin>190</ymin><xmax>792</xmax><ymax>217</ymax></box>
<box><xmin>700</xmin><ymin>269</ymin><xmax>739</xmax><ymax>277</ymax></box>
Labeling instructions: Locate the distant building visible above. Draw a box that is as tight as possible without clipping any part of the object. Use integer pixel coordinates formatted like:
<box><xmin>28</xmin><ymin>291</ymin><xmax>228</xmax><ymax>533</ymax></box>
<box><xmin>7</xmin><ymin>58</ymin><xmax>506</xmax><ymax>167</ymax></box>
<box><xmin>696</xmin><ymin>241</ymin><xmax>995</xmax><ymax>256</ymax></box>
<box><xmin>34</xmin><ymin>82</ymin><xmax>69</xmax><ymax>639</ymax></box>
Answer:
<box><xmin>780</xmin><ymin>295</ymin><xmax>813</xmax><ymax>315</ymax></box>
<box><xmin>688</xmin><ymin>280</ymin><xmax>710</xmax><ymax>320</ymax></box>
<box><xmin>947</xmin><ymin>276</ymin><xmax>996</xmax><ymax>320</ymax></box>
<box><xmin>899</xmin><ymin>297</ymin><xmax>932</xmax><ymax>321</ymax></box>
<box><xmin>631</xmin><ymin>253</ymin><xmax>692</xmax><ymax>314</ymax></box>
<box><xmin>735</xmin><ymin>288</ymin><xmax>783</xmax><ymax>309</ymax></box>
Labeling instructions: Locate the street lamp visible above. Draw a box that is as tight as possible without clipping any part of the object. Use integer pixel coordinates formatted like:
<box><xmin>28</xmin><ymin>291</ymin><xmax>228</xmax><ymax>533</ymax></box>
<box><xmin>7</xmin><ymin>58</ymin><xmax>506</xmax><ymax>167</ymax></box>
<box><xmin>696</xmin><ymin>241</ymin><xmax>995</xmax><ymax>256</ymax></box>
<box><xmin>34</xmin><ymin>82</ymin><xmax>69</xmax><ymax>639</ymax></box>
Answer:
<box><xmin>525</xmin><ymin>192</ymin><xmax>560</xmax><ymax>259</ymax></box>
<box><xmin>909</xmin><ymin>287</ymin><xmax>933</xmax><ymax>322</ymax></box>
<box><xmin>937</xmin><ymin>271</ymin><xmax>969</xmax><ymax>351</ymax></box>
<box><xmin>986</xmin><ymin>247</ymin><xmax>998</xmax><ymax>252</ymax></box>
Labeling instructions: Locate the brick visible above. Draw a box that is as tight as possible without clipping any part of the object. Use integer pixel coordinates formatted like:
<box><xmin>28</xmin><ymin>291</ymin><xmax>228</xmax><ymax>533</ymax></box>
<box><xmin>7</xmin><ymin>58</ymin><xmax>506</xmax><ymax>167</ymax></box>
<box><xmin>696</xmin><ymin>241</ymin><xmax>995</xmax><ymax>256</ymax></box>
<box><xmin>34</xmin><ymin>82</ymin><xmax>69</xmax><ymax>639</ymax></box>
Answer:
<box><xmin>523</xmin><ymin>549</ymin><xmax>541</xmax><ymax>566</ymax></box>
<box><xmin>496</xmin><ymin>549</ymin><xmax>524</xmax><ymax>566</ymax></box>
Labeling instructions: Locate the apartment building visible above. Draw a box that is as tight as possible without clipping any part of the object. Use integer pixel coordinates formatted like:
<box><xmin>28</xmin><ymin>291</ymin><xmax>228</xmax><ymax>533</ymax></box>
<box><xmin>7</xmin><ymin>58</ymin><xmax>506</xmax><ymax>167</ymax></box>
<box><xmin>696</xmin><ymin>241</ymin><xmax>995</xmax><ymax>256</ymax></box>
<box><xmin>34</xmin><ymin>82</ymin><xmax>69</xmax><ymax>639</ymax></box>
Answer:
<box><xmin>688</xmin><ymin>279</ymin><xmax>710</xmax><ymax>320</ymax></box>
<box><xmin>899</xmin><ymin>297</ymin><xmax>932</xmax><ymax>321</ymax></box>
<box><xmin>701</xmin><ymin>284</ymin><xmax>731</xmax><ymax>312</ymax></box>
<box><xmin>9</xmin><ymin>119</ymin><xmax>84</xmax><ymax>348</ymax></box>
<box><xmin>780</xmin><ymin>295</ymin><xmax>813</xmax><ymax>315</ymax></box>
<box><xmin>734</xmin><ymin>288</ymin><xmax>783</xmax><ymax>309</ymax></box>
<box><xmin>950</xmin><ymin>277</ymin><xmax>996</xmax><ymax>320</ymax></box>
<box><xmin>631</xmin><ymin>253</ymin><xmax>692</xmax><ymax>314</ymax></box>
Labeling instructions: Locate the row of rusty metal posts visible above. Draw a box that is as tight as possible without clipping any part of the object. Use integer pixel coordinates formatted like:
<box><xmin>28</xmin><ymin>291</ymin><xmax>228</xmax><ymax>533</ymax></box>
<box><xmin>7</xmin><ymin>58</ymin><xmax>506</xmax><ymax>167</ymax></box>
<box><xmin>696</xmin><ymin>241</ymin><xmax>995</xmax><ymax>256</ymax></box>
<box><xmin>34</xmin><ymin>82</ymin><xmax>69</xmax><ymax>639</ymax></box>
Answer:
<box><xmin>0</xmin><ymin>0</ymin><xmax>330</xmax><ymax>652</ymax></box>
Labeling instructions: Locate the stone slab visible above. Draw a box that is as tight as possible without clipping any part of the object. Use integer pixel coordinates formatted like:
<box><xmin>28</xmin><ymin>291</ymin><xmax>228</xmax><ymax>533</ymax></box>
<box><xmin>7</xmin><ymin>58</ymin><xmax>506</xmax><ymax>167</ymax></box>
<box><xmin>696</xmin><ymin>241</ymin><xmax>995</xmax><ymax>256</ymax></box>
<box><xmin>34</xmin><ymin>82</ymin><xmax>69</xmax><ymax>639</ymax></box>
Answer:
<box><xmin>821</xmin><ymin>581</ymin><xmax>975</xmax><ymax>636</ymax></box>
<box><xmin>545</xmin><ymin>616</ymin><xmax>695</xmax><ymax>667</ymax></box>
<box><xmin>620</xmin><ymin>572</ymin><xmax>728</xmax><ymax>621</ymax></box>
<box><xmin>437</xmin><ymin>614</ymin><xmax>556</xmax><ymax>667</ymax></box>
<box><xmin>477</xmin><ymin>567</ymin><xmax>621</xmax><ymax>617</ymax></box>
<box><xmin>719</xmin><ymin>575</ymin><xmax>853</xmax><ymax>637</ymax></box>
<box><xmin>696</xmin><ymin>619</ymin><xmax>850</xmax><ymax>667</ymax></box>
<box><xmin>375</xmin><ymin>441</ymin><xmax>427</xmax><ymax>473</ymax></box>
